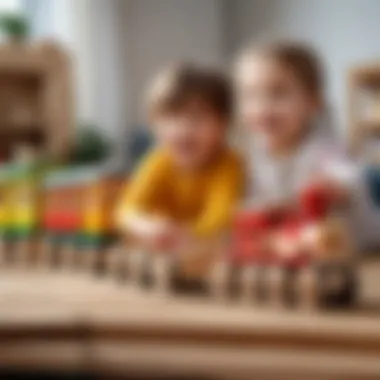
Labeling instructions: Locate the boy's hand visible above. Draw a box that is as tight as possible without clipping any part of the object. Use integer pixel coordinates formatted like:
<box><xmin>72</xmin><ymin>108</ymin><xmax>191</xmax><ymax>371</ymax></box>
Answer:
<box><xmin>145</xmin><ymin>219</ymin><xmax>177</xmax><ymax>250</ymax></box>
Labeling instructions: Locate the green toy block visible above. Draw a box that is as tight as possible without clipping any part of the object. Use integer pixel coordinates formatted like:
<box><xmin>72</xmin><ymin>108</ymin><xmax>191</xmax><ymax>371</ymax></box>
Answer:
<box><xmin>45</xmin><ymin>232</ymin><xmax>76</xmax><ymax>246</ymax></box>
<box><xmin>75</xmin><ymin>232</ymin><xmax>117</xmax><ymax>249</ymax></box>
<box><xmin>2</xmin><ymin>226</ymin><xmax>34</xmax><ymax>242</ymax></box>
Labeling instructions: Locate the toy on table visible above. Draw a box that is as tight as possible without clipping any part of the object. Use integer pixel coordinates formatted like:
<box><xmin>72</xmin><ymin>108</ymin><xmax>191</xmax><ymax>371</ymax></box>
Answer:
<box><xmin>126</xmin><ymin>229</ymin><xmax>216</xmax><ymax>296</ymax></box>
<box><xmin>0</xmin><ymin>166</ymin><xmax>15</xmax><ymax>263</ymax></box>
<box><xmin>0</xmin><ymin>141</ymin><xmax>44</xmax><ymax>267</ymax></box>
<box><xmin>41</xmin><ymin>190</ymin><xmax>81</xmax><ymax>268</ymax></box>
<box><xmin>41</xmin><ymin>166</ymin><xmax>122</xmax><ymax>271</ymax></box>
<box><xmin>207</xmin><ymin>183</ymin><xmax>356</xmax><ymax>309</ymax></box>
<box><xmin>125</xmin><ymin>228</ymin><xmax>176</xmax><ymax>294</ymax></box>
<box><xmin>79</xmin><ymin>177</ymin><xmax>121</xmax><ymax>272</ymax></box>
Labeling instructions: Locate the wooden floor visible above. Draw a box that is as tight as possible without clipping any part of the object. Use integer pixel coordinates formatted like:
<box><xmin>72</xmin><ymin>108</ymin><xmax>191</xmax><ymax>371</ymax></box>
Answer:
<box><xmin>0</xmin><ymin>260</ymin><xmax>380</xmax><ymax>379</ymax></box>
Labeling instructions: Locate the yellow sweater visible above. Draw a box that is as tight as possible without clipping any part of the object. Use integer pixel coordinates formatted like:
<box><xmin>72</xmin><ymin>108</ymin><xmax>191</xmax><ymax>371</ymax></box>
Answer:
<box><xmin>116</xmin><ymin>148</ymin><xmax>244</xmax><ymax>237</ymax></box>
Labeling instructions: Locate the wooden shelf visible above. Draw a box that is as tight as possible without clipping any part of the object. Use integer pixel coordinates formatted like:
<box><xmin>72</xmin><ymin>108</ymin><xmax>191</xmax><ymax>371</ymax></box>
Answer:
<box><xmin>0</xmin><ymin>42</ymin><xmax>73</xmax><ymax>160</ymax></box>
<box><xmin>360</xmin><ymin>119</ymin><xmax>380</xmax><ymax>134</ymax></box>
<box><xmin>351</xmin><ymin>64</ymin><xmax>380</xmax><ymax>87</ymax></box>
<box><xmin>348</xmin><ymin>63</ymin><xmax>380</xmax><ymax>153</ymax></box>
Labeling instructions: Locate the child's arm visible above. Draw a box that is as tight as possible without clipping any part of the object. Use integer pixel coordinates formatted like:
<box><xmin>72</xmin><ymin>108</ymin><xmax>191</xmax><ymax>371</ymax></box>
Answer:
<box><xmin>190</xmin><ymin>155</ymin><xmax>244</xmax><ymax>239</ymax></box>
<box><xmin>115</xmin><ymin>150</ymin><xmax>170</xmax><ymax>246</ymax></box>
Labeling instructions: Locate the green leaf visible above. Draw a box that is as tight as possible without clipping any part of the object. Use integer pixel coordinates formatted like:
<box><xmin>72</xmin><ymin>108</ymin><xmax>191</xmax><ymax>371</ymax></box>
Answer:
<box><xmin>70</xmin><ymin>125</ymin><xmax>112</xmax><ymax>165</ymax></box>
<box><xmin>0</xmin><ymin>13</ymin><xmax>29</xmax><ymax>40</ymax></box>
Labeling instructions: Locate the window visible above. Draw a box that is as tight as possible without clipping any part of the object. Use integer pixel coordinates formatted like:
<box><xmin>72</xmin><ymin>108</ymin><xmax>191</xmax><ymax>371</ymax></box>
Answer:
<box><xmin>0</xmin><ymin>0</ymin><xmax>22</xmax><ymax>13</ymax></box>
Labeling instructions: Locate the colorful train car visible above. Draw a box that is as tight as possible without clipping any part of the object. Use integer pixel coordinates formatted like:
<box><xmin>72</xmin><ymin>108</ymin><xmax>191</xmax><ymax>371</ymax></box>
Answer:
<box><xmin>41</xmin><ymin>165</ymin><xmax>123</xmax><ymax>270</ymax></box>
<box><xmin>207</xmin><ymin>184</ymin><xmax>357</xmax><ymax>309</ymax></box>
<box><xmin>0</xmin><ymin>160</ymin><xmax>43</xmax><ymax>264</ymax></box>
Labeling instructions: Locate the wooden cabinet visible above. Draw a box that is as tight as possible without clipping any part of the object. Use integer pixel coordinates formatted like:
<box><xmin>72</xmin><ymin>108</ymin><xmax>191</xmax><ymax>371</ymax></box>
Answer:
<box><xmin>0</xmin><ymin>42</ymin><xmax>73</xmax><ymax>160</ymax></box>
<box><xmin>348</xmin><ymin>64</ymin><xmax>380</xmax><ymax>158</ymax></box>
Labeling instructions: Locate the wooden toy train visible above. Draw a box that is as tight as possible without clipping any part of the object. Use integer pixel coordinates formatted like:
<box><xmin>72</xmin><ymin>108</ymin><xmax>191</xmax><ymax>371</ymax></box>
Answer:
<box><xmin>125</xmin><ymin>183</ymin><xmax>357</xmax><ymax>310</ymax></box>
<box><xmin>0</xmin><ymin>161</ymin><xmax>122</xmax><ymax>270</ymax></box>
<box><xmin>0</xmin><ymin>161</ymin><xmax>357</xmax><ymax>310</ymax></box>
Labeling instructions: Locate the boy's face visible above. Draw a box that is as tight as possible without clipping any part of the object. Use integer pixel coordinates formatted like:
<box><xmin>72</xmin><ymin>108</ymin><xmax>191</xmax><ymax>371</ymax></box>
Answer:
<box><xmin>236</xmin><ymin>56</ymin><xmax>317</xmax><ymax>150</ymax></box>
<box><xmin>154</xmin><ymin>100</ymin><xmax>225</xmax><ymax>169</ymax></box>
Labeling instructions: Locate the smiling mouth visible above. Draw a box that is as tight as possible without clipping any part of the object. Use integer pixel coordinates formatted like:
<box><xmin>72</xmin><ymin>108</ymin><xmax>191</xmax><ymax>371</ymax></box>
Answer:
<box><xmin>177</xmin><ymin>140</ymin><xmax>197</xmax><ymax>154</ymax></box>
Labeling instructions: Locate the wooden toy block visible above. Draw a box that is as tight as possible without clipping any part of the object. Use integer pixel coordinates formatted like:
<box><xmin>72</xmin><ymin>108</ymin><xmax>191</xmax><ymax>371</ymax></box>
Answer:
<box><xmin>36</xmin><ymin>236</ymin><xmax>55</xmax><ymax>268</ymax></box>
<box><xmin>0</xmin><ymin>238</ymin><xmax>8</xmax><ymax>266</ymax></box>
<box><xmin>76</xmin><ymin>232</ymin><xmax>116</xmax><ymax>273</ymax></box>
<box><xmin>14</xmin><ymin>238</ymin><xmax>33</xmax><ymax>267</ymax></box>
<box><xmin>295</xmin><ymin>266</ymin><xmax>319</xmax><ymax>310</ymax></box>
<box><xmin>316</xmin><ymin>261</ymin><xmax>357</xmax><ymax>308</ymax></box>
<box><xmin>105</xmin><ymin>244</ymin><xmax>126</xmax><ymax>279</ymax></box>
<box><xmin>208</xmin><ymin>259</ymin><xmax>230</xmax><ymax>301</ymax></box>
<box><xmin>150</xmin><ymin>252</ymin><xmax>173</xmax><ymax>295</ymax></box>
<box><xmin>239</xmin><ymin>265</ymin><xmax>261</xmax><ymax>304</ymax></box>
<box><xmin>266</xmin><ymin>266</ymin><xmax>287</xmax><ymax>307</ymax></box>
<box><xmin>82</xmin><ymin>206</ymin><xmax>108</xmax><ymax>235</ymax></box>
<box><xmin>59</xmin><ymin>240</ymin><xmax>78</xmax><ymax>269</ymax></box>
<box><xmin>127</xmin><ymin>248</ymin><xmax>147</xmax><ymax>284</ymax></box>
<box><xmin>78</xmin><ymin>246</ymin><xmax>99</xmax><ymax>273</ymax></box>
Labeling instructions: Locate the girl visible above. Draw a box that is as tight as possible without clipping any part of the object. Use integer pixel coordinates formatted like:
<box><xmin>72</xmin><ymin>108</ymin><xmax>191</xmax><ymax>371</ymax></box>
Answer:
<box><xmin>235</xmin><ymin>41</ymin><xmax>380</xmax><ymax>253</ymax></box>
<box><xmin>235</xmin><ymin>42</ymin><xmax>351</xmax><ymax>207</ymax></box>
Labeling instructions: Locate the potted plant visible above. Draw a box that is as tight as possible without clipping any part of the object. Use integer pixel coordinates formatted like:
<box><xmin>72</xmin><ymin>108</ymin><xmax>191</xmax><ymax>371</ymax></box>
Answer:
<box><xmin>0</xmin><ymin>13</ymin><xmax>29</xmax><ymax>43</ymax></box>
<box><xmin>70</xmin><ymin>125</ymin><xmax>111</xmax><ymax>166</ymax></box>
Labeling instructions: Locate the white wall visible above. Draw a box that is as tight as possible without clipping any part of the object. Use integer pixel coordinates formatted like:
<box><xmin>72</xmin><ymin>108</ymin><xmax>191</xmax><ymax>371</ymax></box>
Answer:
<box><xmin>119</xmin><ymin>0</ymin><xmax>224</xmax><ymax>126</ymax></box>
<box><xmin>228</xmin><ymin>0</ymin><xmax>380</xmax><ymax>130</ymax></box>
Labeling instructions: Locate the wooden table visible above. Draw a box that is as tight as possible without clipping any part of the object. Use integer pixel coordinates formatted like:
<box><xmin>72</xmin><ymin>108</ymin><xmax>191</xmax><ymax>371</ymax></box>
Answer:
<box><xmin>1</xmin><ymin>260</ymin><xmax>380</xmax><ymax>379</ymax></box>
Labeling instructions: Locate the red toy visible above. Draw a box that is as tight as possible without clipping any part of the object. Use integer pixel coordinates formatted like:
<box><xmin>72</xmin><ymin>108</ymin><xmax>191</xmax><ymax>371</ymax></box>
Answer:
<box><xmin>299</xmin><ymin>182</ymin><xmax>334</xmax><ymax>221</ymax></box>
<box><xmin>230</xmin><ymin>183</ymin><xmax>337</xmax><ymax>268</ymax></box>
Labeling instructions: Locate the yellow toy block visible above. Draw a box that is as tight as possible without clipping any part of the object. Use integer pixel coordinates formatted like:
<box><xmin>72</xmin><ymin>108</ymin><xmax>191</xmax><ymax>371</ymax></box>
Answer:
<box><xmin>82</xmin><ymin>207</ymin><xmax>107</xmax><ymax>234</ymax></box>
<box><xmin>12</xmin><ymin>206</ymin><xmax>36</xmax><ymax>227</ymax></box>
<box><xmin>0</xmin><ymin>190</ymin><xmax>15</xmax><ymax>231</ymax></box>
<box><xmin>0</xmin><ymin>204</ymin><xmax>7</xmax><ymax>228</ymax></box>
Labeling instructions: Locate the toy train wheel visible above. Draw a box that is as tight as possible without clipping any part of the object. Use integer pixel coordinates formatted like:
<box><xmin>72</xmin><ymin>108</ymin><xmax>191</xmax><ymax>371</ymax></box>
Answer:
<box><xmin>150</xmin><ymin>253</ymin><xmax>174</xmax><ymax>295</ymax></box>
<box><xmin>0</xmin><ymin>238</ymin><xmax>10</xmax><ymax>266</ymax></box>
<box><xmin>127</xmin><ymin>248</ymin><xmax>148</xmax><ymax>285</ymax></box>
<box><xmin>59</xmin><ymin>242</ymin><xmax>77</xmax><ymax>269</ymax></box>
<box><xmin>238</xmin><ymin>265</ymin><xmax>263</xmax><ymax>303</ymax></box>
<box><xmin>104</xmin><ymin>244</ymin><xmax>126</xmax><ymax>280</ymax></box>
<box><xmin>208</xmin><ymin>259</ymin><xmax>231</xmax><ymax>301</ymax></box>
<box><xmin>316</xmin><ymin>261</ymin><xmax>357</xmax><ymax>308</ymax></box>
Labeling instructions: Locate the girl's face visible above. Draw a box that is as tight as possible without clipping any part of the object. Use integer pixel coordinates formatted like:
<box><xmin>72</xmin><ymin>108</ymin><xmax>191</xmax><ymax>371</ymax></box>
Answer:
<box><xmin>155</xmin><ymin>101</ymin><xmax>224</xmax><ymax>169</ymax></box>
<box><xmin>236</xmin><ymin>55</ymin><xmax>318</xmax><ymax>150</ymax></box>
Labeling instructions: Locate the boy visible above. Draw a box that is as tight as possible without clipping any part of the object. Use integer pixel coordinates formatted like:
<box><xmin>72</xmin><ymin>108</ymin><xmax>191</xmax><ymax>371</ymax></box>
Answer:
<box><xmin>116</xmin><ymin>64</ymin><xmax>243</xmax><ymax>276</ymax></box>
